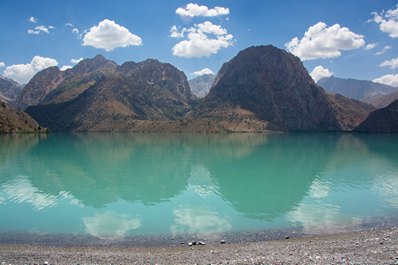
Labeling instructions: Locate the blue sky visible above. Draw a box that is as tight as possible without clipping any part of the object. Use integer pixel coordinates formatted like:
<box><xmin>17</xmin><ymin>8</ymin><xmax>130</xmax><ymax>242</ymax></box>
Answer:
<box><xmin>0</xmin><ymin>0</ymin><xmax>397</xmax><ymax>86</ymax></box>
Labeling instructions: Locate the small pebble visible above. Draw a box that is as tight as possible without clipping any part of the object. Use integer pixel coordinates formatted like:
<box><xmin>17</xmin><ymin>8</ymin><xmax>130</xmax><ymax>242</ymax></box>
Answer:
<box><xmin>220</xmin><ymin>240</ymin><xmax>226</xmax><ymax>244</ymax></box>
<box><xmin>285</xmin><ymin>236</ymin><xmax>290</xmax><ymax>240</ymax></box>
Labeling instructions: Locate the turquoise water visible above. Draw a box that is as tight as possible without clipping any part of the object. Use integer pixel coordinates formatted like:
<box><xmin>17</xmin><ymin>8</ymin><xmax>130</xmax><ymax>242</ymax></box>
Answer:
<box><xmin>1</xmin><ymin>133</ymin><xmax>398</xmax><ymax>241</ymax></box>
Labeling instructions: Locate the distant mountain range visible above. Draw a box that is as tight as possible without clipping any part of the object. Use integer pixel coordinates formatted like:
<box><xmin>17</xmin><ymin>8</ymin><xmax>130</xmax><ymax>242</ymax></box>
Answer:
<box><xmin>188</xmin><ymin>74</ymin><xmax>215</xmax><ymax>98</ymax></box>
<box><xmin>317</xmin><ymin>76</ymin><xmax>398</xmax><ymax>108</ymax></box>
<box><xmin>0</xmin><ymin>76</ymin><xmax>23</xmax><ymax>104</ymax></box>
<box><xmin>1</xmin><ymin>45</ymin><xmax>395</xmax><ymax>133</ymax></box>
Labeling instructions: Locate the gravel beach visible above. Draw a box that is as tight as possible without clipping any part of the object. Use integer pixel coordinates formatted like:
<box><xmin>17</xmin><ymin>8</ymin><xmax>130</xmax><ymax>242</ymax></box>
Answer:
<box><xmin>1</xmin><ymin>226</ymin><xmax>398</xmax><ymax>264</ymax></box>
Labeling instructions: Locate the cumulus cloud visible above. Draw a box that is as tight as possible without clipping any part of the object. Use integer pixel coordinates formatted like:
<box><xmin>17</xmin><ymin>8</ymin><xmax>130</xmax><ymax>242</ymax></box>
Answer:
<box><xmin>29</xmin><ymin>16</ymin><xmax>37</xmax><ymax>23</ymax></box>
<box><xmin>375</xmin><ymin>45</ymin><xmax>392</xmax><ymax>55</ymax></box>
<box><xmin>71</xmin><ymin>58</ymin><xmax>83</xmax><ymax>64</ymax></box>
<box><xmin>365</xmin><ymin>43</ymin><xmax>377</xmax><ymax>50</ymax></box>
<box><xmin>82</xmin><ymin>19</ymin><xmax>142</xmax><ymax>51</ymax></box>
<box><xmin>60</xmin><ymin>65</ymin><xmax>72</xmax><ymax>71</ymax></box>
<box><xmin>373</xmin><ymin>74</ymin><xmax>398</xmax><ymax>87</ymax></box>
<box><xmin>379</xmin><ymin>57</ymin><xmax>398</xmax><ymax>69</ymax></box>
<box><xmin>176</xmin><ymin>3</ymin><xmax>229</xmax><ymax>17</ymax></box>
<box><xmin>371</xmin><ymin>4</ymin><xmax>398</xmax><ymax>38</ymax></box>
<box><xmin>192</xmin><ymin>68</ymin><xmax>214</xmax><ymax>76</ymax></box>
<box><xmin>0</xmin><ymin>62</ymin><xmax>5</xmax><ymax>68</ymax></box>
<box><xmin>310</xmin><ymin>65</ymin><xmax>333</xmax><ymax>82</ymax></box>
<box><xmin>83</xmin><ymin>211</ymin><xmax>141</xmax><ymax>239</ymax></box>
<box><xmin>171</xmin><ymin>21</ymin><xmax>234</xmax><ymax>58</ymax></box>
<box><xmin>170</xmin><ymin>25</ymin><xmax>185</xmax><ymax>38</ymax></box>
<box><xmin>28</xmin><ymin>25</ymin><xmax>53</xmax><ymax>35</ymax></box>
<box><xmin>285</xmin><ymin>22</ymin><xmax>365</xmax><ymax>60</ymax></box>
<box><xmin>3</xmin><ymin>56</ymin><xmax>58</xmax><ymax>84</ymax></box>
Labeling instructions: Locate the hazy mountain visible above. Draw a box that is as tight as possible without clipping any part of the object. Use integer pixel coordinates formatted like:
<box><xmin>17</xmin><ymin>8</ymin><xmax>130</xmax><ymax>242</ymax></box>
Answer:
<box><xmin>26</xmin><ymin>56</ymin><xmax>195</xmax><ymax>131</ymax></box>
<box><xmin>191</xmin><ymin>45</ymin><xmax>373</xmax><ymax>131</ymax></box>
<box><xmin>365</xmin><ymin>90</ymin><xmax>398</xmax><ymax>109</ymax></box>
<box><xmin>0</xmin><ymin>101</ymin><xmax>46</xmax><ymax>133</ymax></box>
<box><xmin>354</xmin><ymin>99</ymin><xmax>398</xmax><ymax>133</ymax></box>
<box><xmin>188</xmin><ymin>74</ymin><xmax>215</xmax><ymax>98</ymax></box>
<box><xmin>0</xmin><ymin>76</ymin><xmax>23</xmax><ymax>103</ymax></box>
<box><xmin>317</xmin><ymin>76</ymin><xmax>398</xmax><ymax>107</ymax></box>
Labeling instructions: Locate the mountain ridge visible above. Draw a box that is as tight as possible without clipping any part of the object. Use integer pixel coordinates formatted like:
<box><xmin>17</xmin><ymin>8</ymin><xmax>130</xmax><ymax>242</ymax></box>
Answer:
<box><xmin>317</xmin><ymin>76</ymin><xmax>398</xmax><ymax>108</ymax></box>
<box><xmin>20</xmin><ymin>45</ymin><xmax>375</xmax><ymax>132</ymax></box>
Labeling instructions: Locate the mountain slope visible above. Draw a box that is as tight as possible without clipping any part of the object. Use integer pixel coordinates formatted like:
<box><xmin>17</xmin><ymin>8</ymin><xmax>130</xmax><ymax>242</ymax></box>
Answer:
<box><xmin>366</xmin><ymin>90</ymin><xmax>398</xmax><ymax>109</ymax></box>
<box><xmin>0</xmin><ymin>76</ymin><xmax>23</xmax><ymax>103</ymax></box>
<box><xmin>191</xmin><ymin>45</ymin><xmax>373</xmax><ymax>131</ymax></box>
<box><xmin>317</xmin><ymin>76</ymin><xmax>397</xmax><ymax>107</ymax></box>
<box><xmin>189</xmin><ymin>74</ymin><xmax>215</xmax><ymax>98</ymax></box>
<box><xmin>26</xmin><ymin>57</ymin><xmax>195</xmax><ymax>131</ymax></box>
<box><xmin>17</xmin><ymin>66</ymin><xmax>64</xmax><ymax>110</ymax></box>
<box><xmin>0</xmin><ymin>101</ymin><xmax>46</xmax><ymax>133</ymax></box>
<box><xmin>354</xmin><ymin>100</ymin><xmax>398</xmax><ymax>132</ymax></box>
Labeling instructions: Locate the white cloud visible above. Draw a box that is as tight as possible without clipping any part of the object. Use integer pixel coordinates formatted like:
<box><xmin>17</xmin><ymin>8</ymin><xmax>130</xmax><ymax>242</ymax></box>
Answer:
<box><xmin>192</xmin><ymin>68</ymin><xmax>214</xmax><ymax>76</ymax></box>
<box><xmin>3</xmin><ymin>56</ymin><xmax>58</xmax><ymax>84</ymax></box>
<box><xmin>0</xmin><ymin>62</ymin><xmax>5</xmax><ymax>68</ymax></box>
<box><xmin>371</xmin><ymin>4</ymin><xmax>398</xmax><ymax>38</ymax></box>
<box><xmin>310</xmin><ymin>65</ymin><xmax>333</xmax><ymax>82</ymax></box>
<box><xmin>65</xmin><ymin>23</ymin><xmax>79</xmax><ymax>34</ymax></box>
<box><xmin>71</xmin><ymin>58</ymin><xmax>83</xmax><ymax>64</ymax></box>
<box><xmin>176</xmin><ymin>3</ymin><xmax>229</xmax><ymax>18</ymax></box>
<box><xmin>379</xmin><ymin>57</ymin><xmax>398</xmax><ymax>69</ymax></box>
<box><xmin>170</xmin><ymin>25</ymin><xmax>185</xmax><ymax>38</ymax></box>
<box><xmin>29</xmin><ymin>16</ymin><xmax>37</xmax><ymax>23</ymax></box>
<box><xmin>60</xmin><ymin>65</ymin><xmax>72</xmax><ymax>71</ymax></box>
<box><xmin>28</xmin><ymin>25</ymin><xmax>52</xmax><ymax>35</ymax></box>
<box><xmin>82</xmin><ymin>19</ymin><xmax>142</xmax><ymax>51</ymax></box>
<box><xmin>373</xmin><ymin>74</ymin><xmax>398</xmax><ymax>87</ymax></box>
<box><xmin>365</xmin><ymin>42</ymin><xmax>377</xmax><ymax>50</ymax></box>
<box><xmin>172</xmin><ymin>21</ymin><xmax>234</xmax><ymax>58</ymax></box>
<box><xmin>285</xmin><ymin>22</ymin><xmax>365</xmax><ymax>61</ymax></box>
<box><xmin>375</xmin><ymin>45</ymin><xmax>392</xmax><ymax>56</ymax></box>
<box><xmin>83</xmin><ymin>211</ymin><xmax>141</xmax><ymax>239</ymax></box>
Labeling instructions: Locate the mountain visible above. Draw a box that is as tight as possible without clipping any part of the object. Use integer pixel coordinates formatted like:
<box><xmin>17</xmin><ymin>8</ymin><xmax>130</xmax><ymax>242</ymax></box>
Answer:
<box><xmin>354</xmin><ymin>99</ymin><xmax>398</xmax><ymax>133</ymax></box>
<box><xmin>0</xmin><ymin>101</ymin><xmax>46</xmax><ymax>133</ymax></box>
<box><xmin>191</xmin><ymin>45</ymin><xmax>373</xmax><ymax>131</ymax></box>
<box><xmin>17</xmin><ymin>66</ymin><xmax>64</xmax><ymax>110</ymax></box>
<box><xmin>0</xmin><ymin>76</ymin><xmax>23</xmax><ymax>103</ymax></box>
<box><xmin>365</xmin><ymin>90</ymin><xmax>398</xmax><ymax>109</ymax></box>
<box><xmin>26</xmin><ymin>56</ymin><xmax>195</xmax><ymax>131</ymax></box>
<box><xmin>317</xmin><ymin>76</ymin><xmax>398</xmax><ymax>107</ymax></box>
<box><xmin>188</xmin><ymin>74</ymin><xmax>215</xmax><ymax>98</ymax></box>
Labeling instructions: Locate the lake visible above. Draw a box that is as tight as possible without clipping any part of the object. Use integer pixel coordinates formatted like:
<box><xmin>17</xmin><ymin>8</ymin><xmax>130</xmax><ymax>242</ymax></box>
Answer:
<box><xmin>0</xmin><ymin>133</ymin><xmax>398</xmax><ymax>244</ymax></box>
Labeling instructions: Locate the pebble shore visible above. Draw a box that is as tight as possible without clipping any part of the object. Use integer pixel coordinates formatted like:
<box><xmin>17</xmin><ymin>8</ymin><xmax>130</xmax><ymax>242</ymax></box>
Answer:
<box><xmin>1</xmin><ymin>227</ymin><xmax>398</xmax><ymax>264</ymax></box>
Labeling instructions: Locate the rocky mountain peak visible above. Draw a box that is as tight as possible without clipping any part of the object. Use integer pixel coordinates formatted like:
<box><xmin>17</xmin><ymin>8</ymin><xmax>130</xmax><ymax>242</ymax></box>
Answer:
<box><xmin>213</xmin><ymin>45</ymin><xmax>313</xmax><ymax>90</ymax></box>
<box><xmin>193</xmin><ymin>45</ymin><xmax>371</xmax><ymax>131</ymax></box>
<box><xmin>69</xmin><ymin>54</ymin><xmax>117</xmax><ymax>75</ymax></box>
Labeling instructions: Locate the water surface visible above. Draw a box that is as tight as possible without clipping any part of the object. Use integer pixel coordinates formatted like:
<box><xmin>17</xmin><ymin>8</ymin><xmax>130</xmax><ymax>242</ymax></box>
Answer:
<box><xmin>1</xmin><ymin>133</ymin><xmax>398</xmax><ymax>243</ymax></box>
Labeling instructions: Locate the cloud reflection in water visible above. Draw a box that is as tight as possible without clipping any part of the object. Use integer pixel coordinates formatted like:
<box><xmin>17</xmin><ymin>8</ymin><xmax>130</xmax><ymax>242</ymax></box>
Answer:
<box><xmin>83</xmin><ymin>211</ymin><xmax>141</xmax><ymax>239</ymax></box>
<box><xmin>171</xmin><ymin>208</ymin><xmax>232</xmax><ymax>237</ymax></box>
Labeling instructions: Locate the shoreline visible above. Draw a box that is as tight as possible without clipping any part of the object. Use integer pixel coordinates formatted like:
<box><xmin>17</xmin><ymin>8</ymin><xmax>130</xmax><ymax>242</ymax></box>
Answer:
<box><xmin>1</xmin><ymin>226</ymin><xmax>398</xmax><ymax>264</ymax></box>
